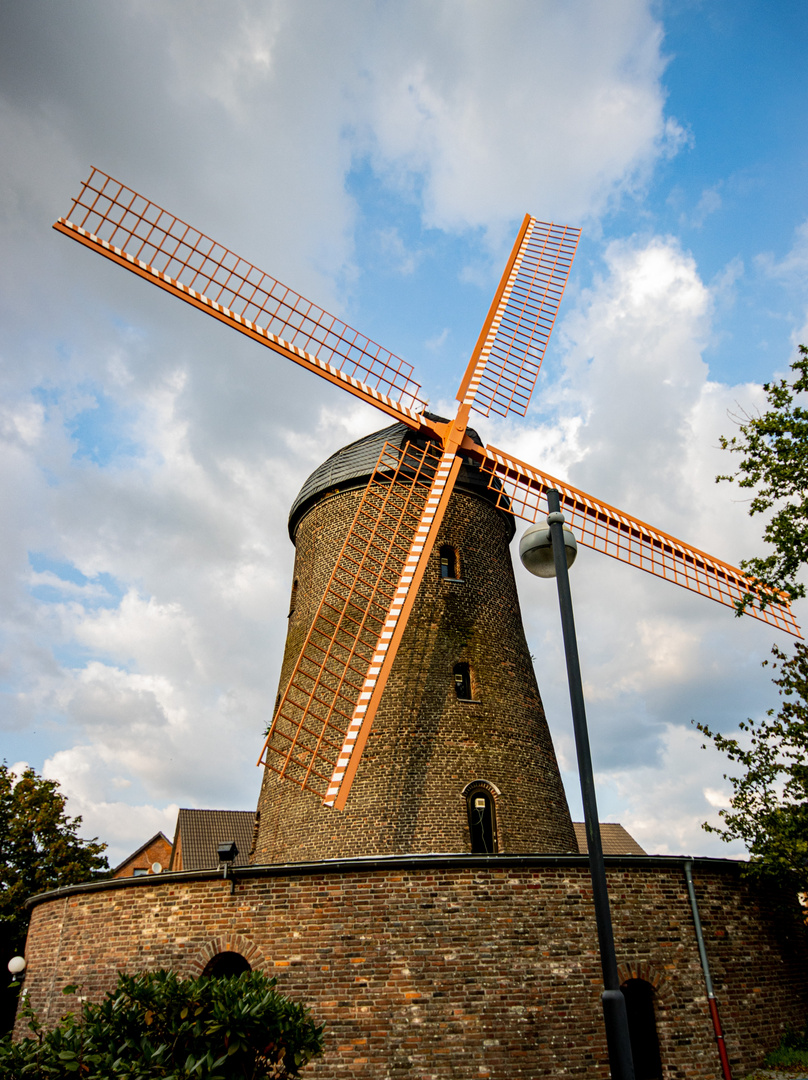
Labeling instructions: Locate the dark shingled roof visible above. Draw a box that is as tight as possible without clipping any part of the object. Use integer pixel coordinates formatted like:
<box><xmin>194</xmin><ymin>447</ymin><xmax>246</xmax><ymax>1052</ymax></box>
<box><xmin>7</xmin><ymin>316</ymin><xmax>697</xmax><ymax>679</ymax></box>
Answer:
<box><xmin>171</xmin><ymin>809</ymin><xmax>256</xmax><ymax>871</ymax></box>
<box><xmin>573</xmin><ymin>822</ymin><xmax>647</xmax><ymax>855</ymax></box>
<box><xmin>288</xmin><ymin>419</ymin><xmax>514</xmax><ymax>541</ymax></box>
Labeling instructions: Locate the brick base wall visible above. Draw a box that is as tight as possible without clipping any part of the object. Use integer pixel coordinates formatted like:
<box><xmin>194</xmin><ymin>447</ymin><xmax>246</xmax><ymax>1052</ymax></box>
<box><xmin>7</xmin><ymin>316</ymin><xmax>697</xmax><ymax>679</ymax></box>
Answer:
<box><xmin>17</xmin><ymin>855</ymin><xmax>808</xmax><ymax>1078</ymax></box>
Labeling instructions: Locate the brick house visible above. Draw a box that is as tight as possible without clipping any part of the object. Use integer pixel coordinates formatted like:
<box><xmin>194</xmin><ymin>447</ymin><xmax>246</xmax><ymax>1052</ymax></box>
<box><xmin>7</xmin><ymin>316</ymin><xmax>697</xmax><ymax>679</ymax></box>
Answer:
<box><xmin>111</xmin><ymin>832</ymin><xmax>172</xmax><ymax>880</ymax></box>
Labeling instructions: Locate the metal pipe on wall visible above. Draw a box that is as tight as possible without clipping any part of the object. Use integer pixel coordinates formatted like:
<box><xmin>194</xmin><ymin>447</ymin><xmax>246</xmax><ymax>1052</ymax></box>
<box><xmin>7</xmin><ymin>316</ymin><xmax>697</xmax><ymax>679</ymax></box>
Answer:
<box><xmin>684</xmin><ymin>860</ymin><xmax>733</xmax><ymax>1080</ymax></box>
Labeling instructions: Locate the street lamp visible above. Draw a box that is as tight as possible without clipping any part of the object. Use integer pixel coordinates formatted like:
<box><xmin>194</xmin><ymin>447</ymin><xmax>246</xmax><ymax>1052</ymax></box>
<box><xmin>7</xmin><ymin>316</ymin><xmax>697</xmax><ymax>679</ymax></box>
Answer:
<box><xmin>521</xmin><ymin>489</ymin><xmax>635</xmax><ymax>1080</ymax></box>
<box><xmin>7</xmin><ymin>956</ymin><xmax>26</xmax><ymax>982</ymax></box>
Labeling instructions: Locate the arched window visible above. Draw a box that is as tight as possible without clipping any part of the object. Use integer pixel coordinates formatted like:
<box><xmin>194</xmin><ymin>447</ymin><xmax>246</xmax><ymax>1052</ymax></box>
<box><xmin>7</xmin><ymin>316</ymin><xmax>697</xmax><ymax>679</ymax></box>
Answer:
<box><xmin>440</xmin><ymin>545</ymin><xmax>458</xmax><ymax>580</ymax></box>
<box><xmin>202</xmin><ymin>952</ymin><xmax>252</xmax><ymax>979</ymax></box>
<box><xmin>465</xmin><ymin>787</ymin><xmax>497</xmax><ymax>854</ymax></box>
<box><xmin>621</xmin><ymin>979</ymin><xmax>662</xmax><ymax>1080</ymax></box>
<box><xmin>453</xmin><ymin>662</ymin><xmax>472</xmax><ymax>700</ymax></box>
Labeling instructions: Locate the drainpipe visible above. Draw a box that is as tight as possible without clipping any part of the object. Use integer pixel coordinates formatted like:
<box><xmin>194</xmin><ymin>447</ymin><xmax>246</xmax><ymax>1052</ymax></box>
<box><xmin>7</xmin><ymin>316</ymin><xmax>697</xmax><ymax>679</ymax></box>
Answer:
<box><xmin>684</xmin><ymin>860</ymin><xmax>733</xmax><ymax>1080</ymax></box>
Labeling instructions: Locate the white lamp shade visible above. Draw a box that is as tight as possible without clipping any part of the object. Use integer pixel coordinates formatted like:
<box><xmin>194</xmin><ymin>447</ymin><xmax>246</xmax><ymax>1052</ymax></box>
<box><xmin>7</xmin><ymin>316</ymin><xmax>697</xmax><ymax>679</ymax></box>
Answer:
<box><xmin>519</xmin><ymin>522</ymin><xmax>577</xmax><ymax>578</ymax></box>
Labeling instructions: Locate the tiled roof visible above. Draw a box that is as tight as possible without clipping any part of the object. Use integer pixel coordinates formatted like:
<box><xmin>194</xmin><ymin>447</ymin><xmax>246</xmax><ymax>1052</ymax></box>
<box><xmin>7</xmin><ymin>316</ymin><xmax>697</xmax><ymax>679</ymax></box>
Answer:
<box><xmin>573</xmin><ymin>822</ymin><xmax>647</xmax><ymax>856</ymax></box>
<box><xmin>171</xmin><ymin>810</ymin><xmax>256</xmax><ymax>871</ymax></box>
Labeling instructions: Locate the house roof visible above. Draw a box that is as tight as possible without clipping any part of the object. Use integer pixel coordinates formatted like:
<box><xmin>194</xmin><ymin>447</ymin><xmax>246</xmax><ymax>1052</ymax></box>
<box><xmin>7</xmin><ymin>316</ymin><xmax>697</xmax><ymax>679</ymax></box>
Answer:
<box><xmin>171</xmin><ymin>810</ymin><xmax>256</xmax><ymax>871</ymax></box>
<box><xmin>573</xmin><ymin>822</ymin><xmax>647</xmax><ymax>856</ymax></box>
<box><xmin>111</xmin><ymin>832</ymin><xmax>172</xmax><ymax>875</ymax></box>
<box><xmin>287</xmin><ymin>419</ymin><xmax>514</xmax><ymax>541</ymax></box>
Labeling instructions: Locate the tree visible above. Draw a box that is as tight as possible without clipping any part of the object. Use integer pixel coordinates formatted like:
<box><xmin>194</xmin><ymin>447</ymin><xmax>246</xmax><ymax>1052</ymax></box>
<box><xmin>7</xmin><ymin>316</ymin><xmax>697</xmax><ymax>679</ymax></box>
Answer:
<box><xmin>699</xmin><ymin>345</ymin><xmax>808</xmax><ymax>892</ymax></box>
<box><xmin>0</xmin><ymin>968</ymin><xmax>325</xmax><ymax>1079</ymax></box>
<box><xmin>0</xmin><ymin>763</ymin><xmax>109</xmax><ymax>958</ymax></box>
<box><xmin>717</xmin><ymin>343</ymin><xmax>808</xmax><ymax>611</ymax></box>
<box><xmin>696</xmin><ymin>642</ymin><xmax>808</xmax><ymax>894</ymax></box>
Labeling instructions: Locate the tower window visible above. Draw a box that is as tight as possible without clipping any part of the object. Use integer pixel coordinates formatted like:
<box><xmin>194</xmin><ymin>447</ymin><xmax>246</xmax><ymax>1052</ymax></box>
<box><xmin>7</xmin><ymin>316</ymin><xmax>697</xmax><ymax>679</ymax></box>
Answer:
<box><xmin>466</xmin><ymin>788</ymin><xmax>497</xmax><ymax>853</ymax></box>
<box><xmin>453</xmin><ymin>662</ymin><xmax>472</xmax><ymax>700</ymax></box>
<box><xmin>439</xmin><ymin>545</ymin><xmax>460</xmax><ymax>580</ymax></box>
<box><xmin>288</xmin><ymin>578</ymin><xmax>299</xmax><ymax>617</ymax></box>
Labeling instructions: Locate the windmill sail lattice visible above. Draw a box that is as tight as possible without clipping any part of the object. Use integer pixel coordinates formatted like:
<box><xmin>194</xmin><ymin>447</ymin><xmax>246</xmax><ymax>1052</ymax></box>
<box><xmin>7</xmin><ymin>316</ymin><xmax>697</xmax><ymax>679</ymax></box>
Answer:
<box><xmin>258</xmin><ymin>437</ymin><xmax>459</xmax><ymax>807</ymax></box>
<box><xmin>478</xmin><ymin>446</ymin><xmax>801</xmax><ymax>637</ymax></box>
<box><xmin>54</xmin><ymin>168</ymin><xmax>427</xmax><ymax>425</ymax></box>
<box><xmin>458</xmin><ymin>215</ymin><xmax>581</xmax><ymax>419</ymax></box>
<box><xmin>55</xmin><ymin>168</ymin><xmax>801</xmax><ymax>811</ymax></box>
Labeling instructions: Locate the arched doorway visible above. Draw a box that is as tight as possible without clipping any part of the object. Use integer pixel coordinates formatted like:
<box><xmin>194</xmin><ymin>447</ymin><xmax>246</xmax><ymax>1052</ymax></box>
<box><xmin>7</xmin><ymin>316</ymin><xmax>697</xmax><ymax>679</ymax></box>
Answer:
<box><xmin>621</xmin><ymin>978</ymin><xmax>662</xmax><ymax>1080</ymax></box>
<box><xmin>202</xmin><ymin>951</ymin><xmax>252</xmax><ymax>978</ymax></box>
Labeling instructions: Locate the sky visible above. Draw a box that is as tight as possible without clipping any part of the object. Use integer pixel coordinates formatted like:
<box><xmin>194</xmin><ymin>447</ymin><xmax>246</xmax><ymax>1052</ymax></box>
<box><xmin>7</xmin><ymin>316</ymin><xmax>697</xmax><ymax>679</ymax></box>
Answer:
<box><xmin>1</xmin><ymin>0</ymin><xmax>807</xmax><ymax>866</ymax></box>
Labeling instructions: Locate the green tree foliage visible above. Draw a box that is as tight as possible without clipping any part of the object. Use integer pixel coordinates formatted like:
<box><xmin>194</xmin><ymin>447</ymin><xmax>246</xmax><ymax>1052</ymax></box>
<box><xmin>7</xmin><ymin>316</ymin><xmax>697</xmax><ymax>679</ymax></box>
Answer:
<box><xmin>701</xmin><ymin>346</ymin><xmax>808</xmax><ymax>893</ymax></box>
<box><xmin>697</xmin><ymin>643</ymin><xmax>808</xmax><ymax>894</ymax></box>
<box><xmin>0</xmin><ymin>763</ymin><xmax>109</xmax><ymax>957</ymax></box>
<box><xmin>0</xmin><ymin>969</ymin><xmax>325</xmax><ymax>1079</ymax></box>
<box><xmin>717</xmin><ymin>344</ymin><xmax>808</xmax><ymax>610</ymax></box>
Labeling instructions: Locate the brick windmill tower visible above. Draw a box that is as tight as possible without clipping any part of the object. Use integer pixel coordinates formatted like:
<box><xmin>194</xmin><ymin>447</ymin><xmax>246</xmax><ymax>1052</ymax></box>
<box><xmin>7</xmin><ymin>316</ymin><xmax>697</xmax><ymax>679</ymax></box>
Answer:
<box><xmin>54</xmin><ymin>171</ymin><xmax>800</xmax><ymax>864</ymax></box>
<box><xmin>253</xmin><ymin>419</ymin><xmax>577</xmax><ymax>861</ymax></box>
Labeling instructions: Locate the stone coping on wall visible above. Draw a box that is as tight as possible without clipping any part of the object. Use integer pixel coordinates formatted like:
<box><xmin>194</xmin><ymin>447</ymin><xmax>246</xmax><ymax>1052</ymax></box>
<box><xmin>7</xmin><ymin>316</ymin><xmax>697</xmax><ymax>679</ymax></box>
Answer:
<box><xmin>25</xmin><ymin>850</ymin><xmax>743</xmax><ymax>910</ymax></box>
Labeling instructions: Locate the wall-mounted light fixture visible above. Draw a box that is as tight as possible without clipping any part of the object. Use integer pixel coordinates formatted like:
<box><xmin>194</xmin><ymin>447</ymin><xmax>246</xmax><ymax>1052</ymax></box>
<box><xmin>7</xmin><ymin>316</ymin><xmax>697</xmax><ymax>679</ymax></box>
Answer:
<box><xmin>217</xmin><ymin>840</ymin><xmax>239</xmax><ymax>894</ymax></box>
<box><xmin>8</xmin><ymin>956</ymin><xmax>27</xmax><ymax>982</ymax></box>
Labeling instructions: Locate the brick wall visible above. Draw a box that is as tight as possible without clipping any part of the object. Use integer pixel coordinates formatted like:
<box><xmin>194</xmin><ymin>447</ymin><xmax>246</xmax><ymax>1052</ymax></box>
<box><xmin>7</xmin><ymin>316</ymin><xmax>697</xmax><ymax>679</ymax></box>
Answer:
<box><xmin>254</xmin><ymin>483</ymin><xmax>576</xmax><ymax>862</ymax></box>
<box><xmin>18</xmin><ymin>856</ymin><xmax>808</xmax><ymax>1078</ymax></box>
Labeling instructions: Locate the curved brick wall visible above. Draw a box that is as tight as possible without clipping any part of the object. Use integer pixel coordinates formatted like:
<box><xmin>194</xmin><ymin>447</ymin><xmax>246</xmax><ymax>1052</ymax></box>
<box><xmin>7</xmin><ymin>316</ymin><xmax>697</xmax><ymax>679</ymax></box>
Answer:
<box><xmin>18</xmin><ymin>856</ymin><xmax>808</xmax><ymax>1078</ymax></box>
<box><xmin>254</xmin><ymin>483</ymin><xmax>576</xmax><ymax>862</ymax></box>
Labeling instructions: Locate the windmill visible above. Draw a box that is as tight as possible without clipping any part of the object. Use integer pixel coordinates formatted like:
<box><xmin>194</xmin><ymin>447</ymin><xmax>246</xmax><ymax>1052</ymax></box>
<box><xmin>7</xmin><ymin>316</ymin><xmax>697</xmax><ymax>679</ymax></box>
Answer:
<box><xmin>55</xmin><ymin>169</ymin><xmax>800</xmax><ymax>816</ymax></box>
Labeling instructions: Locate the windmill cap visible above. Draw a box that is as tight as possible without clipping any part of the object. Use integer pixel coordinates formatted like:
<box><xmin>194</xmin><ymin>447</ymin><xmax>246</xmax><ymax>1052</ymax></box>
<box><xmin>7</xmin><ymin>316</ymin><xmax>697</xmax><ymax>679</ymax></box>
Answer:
<box><xmin>288</xmin><ymin>417</ymin><xmax>514</xmax><ymax>541</ymax></box>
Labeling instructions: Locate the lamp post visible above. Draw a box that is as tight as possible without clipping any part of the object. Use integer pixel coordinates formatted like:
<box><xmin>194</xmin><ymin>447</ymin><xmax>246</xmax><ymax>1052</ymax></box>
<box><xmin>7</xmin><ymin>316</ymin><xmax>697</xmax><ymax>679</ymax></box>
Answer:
<box><xmin>520</xmin><ymin>489</ymin><xmax>635</xmax><ymax>1080</ymax></box>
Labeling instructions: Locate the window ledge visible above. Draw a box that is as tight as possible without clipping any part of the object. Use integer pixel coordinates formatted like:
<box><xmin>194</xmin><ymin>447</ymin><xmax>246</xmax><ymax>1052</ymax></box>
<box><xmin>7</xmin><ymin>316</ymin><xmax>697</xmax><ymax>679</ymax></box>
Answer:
<box><xmin>456</xmin><ymin>698</ymin><xmax>481</xmax><ymax>704</ymax></box>
<box><xmin>441</xmin><ymin>577</ymin><xmax>465</xmax><ymax>584</ymax></box>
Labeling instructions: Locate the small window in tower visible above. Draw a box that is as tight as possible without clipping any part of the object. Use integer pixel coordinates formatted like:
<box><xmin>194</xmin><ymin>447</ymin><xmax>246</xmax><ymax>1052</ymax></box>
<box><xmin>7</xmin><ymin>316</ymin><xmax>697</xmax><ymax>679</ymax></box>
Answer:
<box><xmin>288</xmin><ymin>578</ymin><xmax>299</xmax><ymax>617</ymax></box>
<box><xmin>466</xmin><ymin>788</ymin><xmax>497</xmax><ymax>853</ymax></box>
<box><xmin>440</xmin><ymin>545</ymin><xmax>457</xmax><ymax>579</ymax></box>
<box><xmin>453</xmin><ymin>662</ymin><xmax>472</xmax><ymax>700</ymax></box>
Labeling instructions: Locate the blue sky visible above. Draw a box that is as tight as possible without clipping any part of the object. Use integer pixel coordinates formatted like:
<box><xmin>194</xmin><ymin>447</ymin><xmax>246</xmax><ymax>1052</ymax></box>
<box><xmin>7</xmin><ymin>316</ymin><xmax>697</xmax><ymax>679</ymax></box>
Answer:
<box><xmin>1</xmin><ymin>0</ymin><xmax>806</xmax><ymax>864</ymax></box>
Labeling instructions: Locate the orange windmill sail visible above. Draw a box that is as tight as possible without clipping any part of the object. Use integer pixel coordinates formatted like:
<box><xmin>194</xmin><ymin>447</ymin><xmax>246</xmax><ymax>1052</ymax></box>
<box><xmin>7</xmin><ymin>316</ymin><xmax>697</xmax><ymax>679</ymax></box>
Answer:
<box><xmin>55</xmin><ymin>168</ymin><xmax>802</xmax><ymax>810</ymax></box>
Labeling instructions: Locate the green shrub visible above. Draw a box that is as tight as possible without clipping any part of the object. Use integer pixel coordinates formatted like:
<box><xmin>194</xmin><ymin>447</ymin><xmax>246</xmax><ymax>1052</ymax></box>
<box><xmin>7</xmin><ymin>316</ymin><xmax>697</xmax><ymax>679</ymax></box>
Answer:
<box><xmin>0</xmin><ymin>968</ymin><xmax>324</xmax><ymax>1078</ymax></box>
<box><xmin>763</xmin><ymin>1018</ymin><xmax>808</xmax><ymax>1069</ymax></box>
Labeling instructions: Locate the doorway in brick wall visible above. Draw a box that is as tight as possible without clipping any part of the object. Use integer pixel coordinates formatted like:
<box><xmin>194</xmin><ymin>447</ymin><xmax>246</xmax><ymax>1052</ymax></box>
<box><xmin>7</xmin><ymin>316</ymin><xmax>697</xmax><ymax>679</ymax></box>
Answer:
<box><xmin>622</xmin><ymin>978</ymin><xmax>662</xmax><ymax>1079</ymax></box>
<box><xmin>202</xmin><ymin>952</ymin><xmax>252</xmax><ymax>978</ymax></box>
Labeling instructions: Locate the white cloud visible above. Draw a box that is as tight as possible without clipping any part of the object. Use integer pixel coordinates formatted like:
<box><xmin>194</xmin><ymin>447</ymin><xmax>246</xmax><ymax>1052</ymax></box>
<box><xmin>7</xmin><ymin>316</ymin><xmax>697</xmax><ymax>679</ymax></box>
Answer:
<box><xmin>758</xmin><ymin>217</ymin><xmax>808</xmax><ymax>284</ymax></box>
<box><xmin>507</xmin><ymin>232</ymin><xmax>787</xmax><ymax>850</ymax></box>
<box><xmin>689</xmin><ymin>183</ymin><xmax>722</xmax><ymax>229</ymax></box>
<box><xmin>377</xmin><ymin>227</ymin><xmax>420</xmax><ymax>276</ymax></box>
<box><xmin>43</xmin><ymin>745</ymin><xmax>181</xmax><ymax>865</ymax></box>
<box><xmin>543</xmin><ymin>235</ymin><xmax>713</xmax><ymax>527</ymax></box>
<box><xmin>600</xmin><ymin>725</ymin><xmax>746</xmax><ymax>858</ymax></box>
<box><xmin>757</xmin><ymin>218</ymin><xmax>808</xmax><ymax>349</ymax></box>
<box><xmin>361</xmin><ymin>0</ymin><xmax>673</xmax><ymax>242</ymax></box>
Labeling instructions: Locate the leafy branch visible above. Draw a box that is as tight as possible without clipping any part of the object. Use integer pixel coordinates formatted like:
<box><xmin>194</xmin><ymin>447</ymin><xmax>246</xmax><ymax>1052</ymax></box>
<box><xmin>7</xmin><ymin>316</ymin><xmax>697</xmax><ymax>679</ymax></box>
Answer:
<box><xmin>717</xmin><ymin>343</ymin><xmax>808</xmax><ymax>611</ymax></box>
